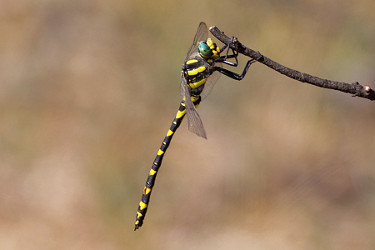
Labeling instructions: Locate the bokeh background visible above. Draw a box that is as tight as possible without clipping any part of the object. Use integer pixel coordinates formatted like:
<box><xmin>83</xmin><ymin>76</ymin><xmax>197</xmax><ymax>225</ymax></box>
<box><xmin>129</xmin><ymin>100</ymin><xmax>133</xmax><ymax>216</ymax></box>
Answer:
<box><xmin>1</xmin><ymin>0</ymin><xmax>375</xmax><ymax>249</ymax></box>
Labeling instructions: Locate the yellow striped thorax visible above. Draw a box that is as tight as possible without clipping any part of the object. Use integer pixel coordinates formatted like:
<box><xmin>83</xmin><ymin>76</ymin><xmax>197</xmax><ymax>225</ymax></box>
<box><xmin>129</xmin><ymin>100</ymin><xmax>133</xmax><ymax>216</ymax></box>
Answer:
<box><xmin>183</xmin><ymin>38</ymin><xmax>220</xmax><ymax>97</ymax></box>
<box><xmin>184</xmin><ymin>58</ymin><xmax>209</xmax><ymax>90</ymax></box>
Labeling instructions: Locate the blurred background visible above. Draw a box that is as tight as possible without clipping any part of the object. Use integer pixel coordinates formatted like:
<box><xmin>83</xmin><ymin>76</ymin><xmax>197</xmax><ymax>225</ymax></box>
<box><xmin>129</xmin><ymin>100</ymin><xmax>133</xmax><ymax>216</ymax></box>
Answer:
<box><xmin>1</xmin><ymin>0</ymin><xmax>375</xmax><ymax>249</ymax></box>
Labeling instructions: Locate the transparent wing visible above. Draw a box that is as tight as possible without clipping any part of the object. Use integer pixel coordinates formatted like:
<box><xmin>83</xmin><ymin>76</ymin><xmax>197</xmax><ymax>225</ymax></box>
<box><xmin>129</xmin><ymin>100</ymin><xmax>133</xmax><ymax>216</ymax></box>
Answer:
<box><xmin>178</xmin><ymin>22</ymin><xmax>209</xmax><ymax>139</ymax></box>
<box><xmin>200</xmin><ymin>62</ymin><xmax>222</xmax><ymax>100</ymax></box>
<box><xmin>180</xmin><ymin>74</ymin><xmax>207</xmax><ymax>139</ymax></box>
<box><xmin>185</xmin><ymin>22</ymin><xmax>208</xmax><ymax>62</ymax></box>
<box><xmin>180</xmin><ymin>22</ymin><xmax>208</xmax><ymax>101</ymax></box>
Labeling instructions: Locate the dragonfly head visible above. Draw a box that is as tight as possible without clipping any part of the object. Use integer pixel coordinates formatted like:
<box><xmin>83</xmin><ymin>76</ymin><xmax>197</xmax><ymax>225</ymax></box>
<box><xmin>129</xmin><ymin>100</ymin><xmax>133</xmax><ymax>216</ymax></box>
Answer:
<box><xmin>198</xmin><ymin>38</ymin><xmax>220</xmax><ymax>59</ymax></box>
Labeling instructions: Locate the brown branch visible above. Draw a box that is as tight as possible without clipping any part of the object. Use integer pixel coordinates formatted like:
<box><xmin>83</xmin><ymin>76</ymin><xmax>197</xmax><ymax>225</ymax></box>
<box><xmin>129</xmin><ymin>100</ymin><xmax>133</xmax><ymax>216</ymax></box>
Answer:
<box><xmin>209</xmin><ymin>26</ymin><xmax>375</xmax><ymax>101</ymax></box>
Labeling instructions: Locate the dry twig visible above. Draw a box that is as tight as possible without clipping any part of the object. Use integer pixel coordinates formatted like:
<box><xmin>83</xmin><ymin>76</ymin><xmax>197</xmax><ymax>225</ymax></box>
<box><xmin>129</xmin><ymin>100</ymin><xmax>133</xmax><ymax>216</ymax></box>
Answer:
<box><xmin>209</xmin><ymin>25</ymin><xmax>375</xmax><ymax>101</ymax></box>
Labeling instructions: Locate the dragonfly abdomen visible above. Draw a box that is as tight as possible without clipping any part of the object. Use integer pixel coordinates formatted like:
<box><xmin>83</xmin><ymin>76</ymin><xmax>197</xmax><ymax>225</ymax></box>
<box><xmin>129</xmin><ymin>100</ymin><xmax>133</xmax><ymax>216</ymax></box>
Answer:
<box><xmin>135</xmin><ymin>102</ymin><xmax>187</xmax><ymax>230</ymax></box>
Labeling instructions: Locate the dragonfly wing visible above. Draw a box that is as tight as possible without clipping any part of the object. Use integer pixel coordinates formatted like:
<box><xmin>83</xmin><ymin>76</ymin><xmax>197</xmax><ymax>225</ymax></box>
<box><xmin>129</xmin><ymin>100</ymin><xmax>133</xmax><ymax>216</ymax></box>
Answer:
<box><xmin>185</xmin><ymin>22</ymin><xmax>208</xmax><ymax>61</ymax></box>
<box><xmin>200</xmin><ymin>62</ymin><xmax>222</xmax><ymax>100</ymax></box>
<box><xmin>179</xmin><ymin>22</ymin><xmax>209</xmax><ymax>139</ymax></box>
<box><xmin>180</xmin><ymin>74</ymin><xmax>207</xmax><ymax>139</ymax></box>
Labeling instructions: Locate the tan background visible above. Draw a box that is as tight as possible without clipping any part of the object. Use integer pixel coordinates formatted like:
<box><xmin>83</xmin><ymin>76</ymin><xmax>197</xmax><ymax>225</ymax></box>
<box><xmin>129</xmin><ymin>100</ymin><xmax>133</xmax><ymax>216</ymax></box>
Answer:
<box><xmin>1</xmin><ymin>0</ymin><xmax>375</xmax><ymax>249</ymax></box>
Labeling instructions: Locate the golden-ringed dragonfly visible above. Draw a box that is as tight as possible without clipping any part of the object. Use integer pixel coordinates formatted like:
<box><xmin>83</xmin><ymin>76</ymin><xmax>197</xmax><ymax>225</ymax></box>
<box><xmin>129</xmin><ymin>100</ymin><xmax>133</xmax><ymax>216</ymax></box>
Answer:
<box><xmin>134</xmin><ymin>22</ymin><xmax>256</xmax><ymax>230</ymax></box>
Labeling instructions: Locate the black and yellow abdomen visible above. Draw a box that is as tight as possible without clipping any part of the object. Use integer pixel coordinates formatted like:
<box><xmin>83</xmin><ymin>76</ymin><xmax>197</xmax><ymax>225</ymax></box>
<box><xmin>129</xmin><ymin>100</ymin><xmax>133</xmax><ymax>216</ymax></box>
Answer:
<box><xmin>134</xmin><ymin>97</ymin><xmax>201</xmax><ymax>230</ymax></box>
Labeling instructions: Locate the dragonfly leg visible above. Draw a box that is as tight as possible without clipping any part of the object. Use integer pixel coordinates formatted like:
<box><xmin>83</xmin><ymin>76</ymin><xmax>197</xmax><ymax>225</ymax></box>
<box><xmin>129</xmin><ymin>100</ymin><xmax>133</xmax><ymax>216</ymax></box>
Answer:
<box><xmin>213</xmin><ymin>59</ymin><xmax>256</xmax><ymax>80</ymax></box>
<box><xmin>217</xmin><ymin>37</ymin><xmax>240</xmax><ymax>67</ymax></box>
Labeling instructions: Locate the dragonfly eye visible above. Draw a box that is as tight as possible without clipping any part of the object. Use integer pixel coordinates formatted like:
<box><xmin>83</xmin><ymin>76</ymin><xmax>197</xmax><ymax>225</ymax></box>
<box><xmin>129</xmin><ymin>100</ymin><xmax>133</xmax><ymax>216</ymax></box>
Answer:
<box><xmin>198</xmin><ymin>41</ymin><xmax>213</xmax><ymax>57</ymax></box>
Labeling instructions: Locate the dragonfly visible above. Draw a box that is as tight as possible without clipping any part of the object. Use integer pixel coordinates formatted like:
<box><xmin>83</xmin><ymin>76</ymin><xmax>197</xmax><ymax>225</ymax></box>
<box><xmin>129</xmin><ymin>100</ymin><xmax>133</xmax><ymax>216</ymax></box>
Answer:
<box><xmin>134</xmin><ymin>22</ymin><xmax>256</xmax><ymax>230</ymax></box>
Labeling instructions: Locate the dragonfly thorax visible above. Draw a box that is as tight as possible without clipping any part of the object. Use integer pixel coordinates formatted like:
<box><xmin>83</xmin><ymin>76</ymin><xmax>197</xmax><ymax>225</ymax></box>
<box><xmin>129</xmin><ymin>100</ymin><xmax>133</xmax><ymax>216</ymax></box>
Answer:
<box><xmin>183</xmin><ymin>54</ymin><xmax>212</xmax><ymax>96</ymax></box>
<box><xmin>198</xmin><ymin>38</ymin><xmax>220</xmax><ymax>59</ymax></box>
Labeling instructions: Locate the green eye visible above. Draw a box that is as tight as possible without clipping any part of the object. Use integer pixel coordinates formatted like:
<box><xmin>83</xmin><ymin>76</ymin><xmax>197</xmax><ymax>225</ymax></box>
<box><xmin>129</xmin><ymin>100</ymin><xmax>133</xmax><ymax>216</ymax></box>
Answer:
<box><xmin>198</xmin><ymin>41</ymin><xmax>213</xmax><ymax>57</ymax></box>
